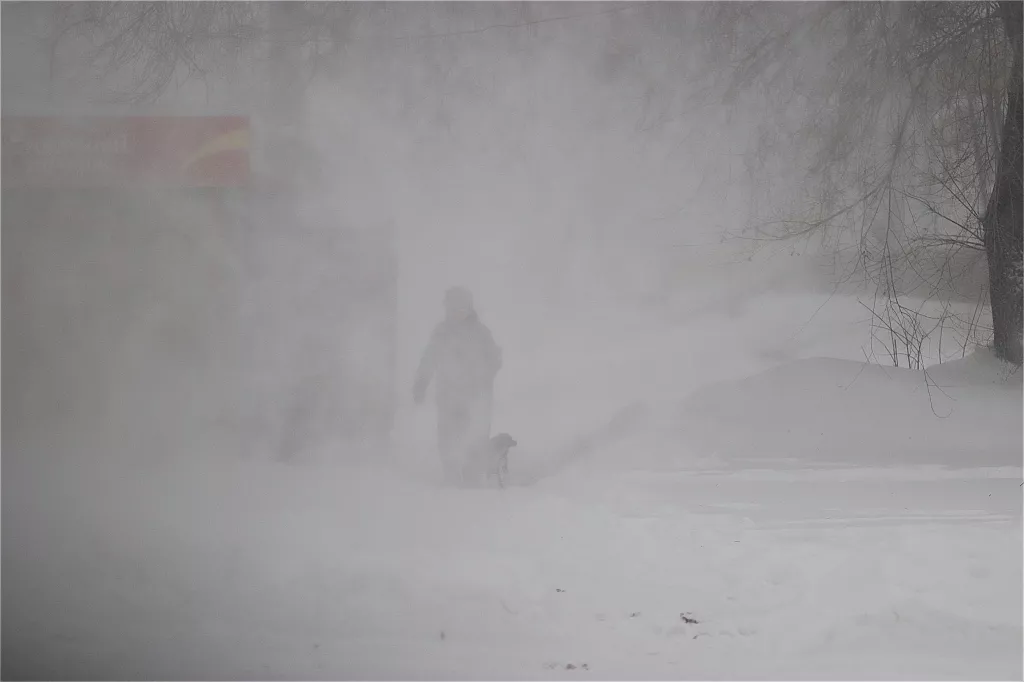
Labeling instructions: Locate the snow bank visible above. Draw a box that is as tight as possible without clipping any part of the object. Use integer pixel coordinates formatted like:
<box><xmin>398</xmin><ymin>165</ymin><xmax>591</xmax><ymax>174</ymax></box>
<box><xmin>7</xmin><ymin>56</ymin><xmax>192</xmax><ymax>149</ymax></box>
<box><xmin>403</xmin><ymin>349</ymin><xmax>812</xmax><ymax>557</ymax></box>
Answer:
<box><xmin>675</xmin><ymin>352</ymin><xmax>1022</xmax><ymax>469</ymax></box>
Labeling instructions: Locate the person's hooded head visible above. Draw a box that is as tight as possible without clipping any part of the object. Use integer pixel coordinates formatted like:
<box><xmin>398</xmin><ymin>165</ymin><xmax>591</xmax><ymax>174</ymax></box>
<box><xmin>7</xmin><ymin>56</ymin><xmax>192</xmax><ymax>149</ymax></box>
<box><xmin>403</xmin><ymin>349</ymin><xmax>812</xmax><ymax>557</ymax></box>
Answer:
<box><xmin>443</xmin><ymin>286</ymin><xmax>475</xmax><ymax>322</ymax></box>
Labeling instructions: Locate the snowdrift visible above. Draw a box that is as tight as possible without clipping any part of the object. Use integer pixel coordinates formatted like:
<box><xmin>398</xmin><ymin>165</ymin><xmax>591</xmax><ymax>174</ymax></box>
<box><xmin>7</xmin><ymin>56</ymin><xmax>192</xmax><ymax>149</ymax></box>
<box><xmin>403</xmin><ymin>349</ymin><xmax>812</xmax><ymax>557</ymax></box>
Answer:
<box><xmin>676</xmin><ymin>351</ymin><xmax>1022</xmax><ymax>469</ymax></box>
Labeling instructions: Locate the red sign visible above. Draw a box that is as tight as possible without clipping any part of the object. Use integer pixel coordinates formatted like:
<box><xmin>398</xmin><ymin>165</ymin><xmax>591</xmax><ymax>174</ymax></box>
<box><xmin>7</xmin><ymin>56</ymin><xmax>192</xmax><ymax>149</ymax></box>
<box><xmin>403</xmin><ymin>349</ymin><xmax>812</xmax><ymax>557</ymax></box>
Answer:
<box><xmin>2</xmin><ymin>116</ymin><xmax>249</xmax><ymax>188</ymax></box>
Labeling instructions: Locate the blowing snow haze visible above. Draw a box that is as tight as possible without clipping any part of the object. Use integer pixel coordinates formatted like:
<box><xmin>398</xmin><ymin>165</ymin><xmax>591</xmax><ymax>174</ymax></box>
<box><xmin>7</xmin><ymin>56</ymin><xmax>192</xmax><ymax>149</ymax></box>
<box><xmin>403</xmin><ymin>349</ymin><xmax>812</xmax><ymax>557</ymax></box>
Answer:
<box><xmin>3</xmin><ymin>2</ymin><xmax>1022</xmax><ymax>680</ymax></box>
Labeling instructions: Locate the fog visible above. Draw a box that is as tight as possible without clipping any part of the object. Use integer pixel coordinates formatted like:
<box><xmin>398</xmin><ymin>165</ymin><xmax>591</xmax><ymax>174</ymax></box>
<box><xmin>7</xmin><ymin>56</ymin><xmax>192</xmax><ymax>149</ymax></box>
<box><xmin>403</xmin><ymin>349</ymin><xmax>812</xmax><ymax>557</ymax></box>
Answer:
<box><xmin>3</xmin><ymin>3</ymin><xmax>1019</xmax><ymax>680</ymax></box>
<box><xmin>3</xmin><ymin>2</ymin><xmax>778</xmax><ymax>467</ymax></box>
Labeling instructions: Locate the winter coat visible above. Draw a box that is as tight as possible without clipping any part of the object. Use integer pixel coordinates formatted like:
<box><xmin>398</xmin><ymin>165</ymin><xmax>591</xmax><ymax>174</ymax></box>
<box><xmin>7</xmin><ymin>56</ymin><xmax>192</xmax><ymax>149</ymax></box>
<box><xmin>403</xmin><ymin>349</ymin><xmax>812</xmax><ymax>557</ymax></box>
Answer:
<box><xmin>414</xmin><ymin>313</ymin><xmax>502</xmax><ymax>408</ymax></box>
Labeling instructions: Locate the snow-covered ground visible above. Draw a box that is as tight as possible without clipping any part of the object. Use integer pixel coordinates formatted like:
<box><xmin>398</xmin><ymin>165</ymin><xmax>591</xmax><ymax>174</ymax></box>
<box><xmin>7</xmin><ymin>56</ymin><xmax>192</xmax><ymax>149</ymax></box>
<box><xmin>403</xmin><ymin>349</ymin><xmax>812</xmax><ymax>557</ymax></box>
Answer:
<box><xmin>4</xmin><ymin>291</ymin><xmax>1022</xmax><ymax>680</ymax></box>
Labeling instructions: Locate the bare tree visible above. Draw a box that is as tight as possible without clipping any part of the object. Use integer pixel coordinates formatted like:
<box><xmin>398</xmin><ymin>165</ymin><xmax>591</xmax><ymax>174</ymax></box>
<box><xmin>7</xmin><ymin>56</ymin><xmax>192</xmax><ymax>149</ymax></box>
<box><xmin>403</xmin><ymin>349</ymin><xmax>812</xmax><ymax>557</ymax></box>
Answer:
<box><xmin>701</xmin><ymin>1</ymin><xmax>1022</xmax><ymax>365</ymax></box>
<box><xmin>48</xmin><ymin>1</ymin><xmax>360</xmax><ymax>105</ymax></box>
<box><xmin>982</xmin><ymin>1</ymin><xmax>1023</xmax><ymax>366</ymax></box>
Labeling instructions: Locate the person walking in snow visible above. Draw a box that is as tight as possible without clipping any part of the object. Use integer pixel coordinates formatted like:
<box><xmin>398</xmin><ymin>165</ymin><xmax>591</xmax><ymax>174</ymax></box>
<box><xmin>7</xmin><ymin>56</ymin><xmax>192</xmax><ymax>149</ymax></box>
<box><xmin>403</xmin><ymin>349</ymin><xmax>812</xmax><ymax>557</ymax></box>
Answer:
<box><xmin>413</xmin><ymin>287</ymin><xmax>502</xmax><ymax>483</ymax></box>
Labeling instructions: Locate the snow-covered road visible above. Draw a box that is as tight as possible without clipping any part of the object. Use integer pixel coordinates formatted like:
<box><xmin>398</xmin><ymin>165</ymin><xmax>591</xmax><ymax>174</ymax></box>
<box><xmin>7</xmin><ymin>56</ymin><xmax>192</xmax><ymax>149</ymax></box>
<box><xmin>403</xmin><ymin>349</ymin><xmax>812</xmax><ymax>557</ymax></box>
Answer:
<box><xmin>7</xmin><ymin>452</ymin><xmax>1019</xmax><ymax>680</ymax></box>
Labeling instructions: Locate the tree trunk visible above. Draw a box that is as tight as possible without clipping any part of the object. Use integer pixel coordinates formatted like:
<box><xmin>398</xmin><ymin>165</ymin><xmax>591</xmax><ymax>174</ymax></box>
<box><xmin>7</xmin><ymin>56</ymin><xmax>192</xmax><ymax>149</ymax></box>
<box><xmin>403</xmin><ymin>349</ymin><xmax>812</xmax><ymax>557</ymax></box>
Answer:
<box><xmin>983</xmin><ymin>1</ymin><xmax>1023</xmax><ymax>365</ymax></box>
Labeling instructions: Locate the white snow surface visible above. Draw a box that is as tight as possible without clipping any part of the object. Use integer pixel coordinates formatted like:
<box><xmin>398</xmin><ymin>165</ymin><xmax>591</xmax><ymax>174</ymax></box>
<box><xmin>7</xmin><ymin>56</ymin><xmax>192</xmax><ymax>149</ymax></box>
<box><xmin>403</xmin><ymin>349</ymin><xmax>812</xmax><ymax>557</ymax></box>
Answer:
<box><xmin>4</xmin><ymin>292</ymin><xmax>1022</xmax><ymax>680</ymax></box>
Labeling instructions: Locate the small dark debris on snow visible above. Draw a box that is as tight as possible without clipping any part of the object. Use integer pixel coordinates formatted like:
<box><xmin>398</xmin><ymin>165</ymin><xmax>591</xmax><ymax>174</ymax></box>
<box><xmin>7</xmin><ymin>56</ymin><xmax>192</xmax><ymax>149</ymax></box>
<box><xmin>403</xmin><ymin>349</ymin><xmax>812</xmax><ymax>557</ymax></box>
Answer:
<box><xmin>556</xmin><ymin>588</ymin><xmax>565</xmax><ymax>593</ymax></box>
<box><xmin>680</xmin><ymin>613</ymin><xmax>699</xmax><ymax>624</ymax></box>
<box><xmin>582</xmin><ymin>663</ymin><xmax>590</xmax><ymax>670</ymax></box>
<box><xmin>566</xmin><ymin>663</ymin><xmax>576</xmax><ymax>670</ymax></box>
<box><xmin>630</xmin><ymin>611</ymin><xmax>641</xmax><ymax>618</ymax></box>
<box><xmin>440</xmin><ymin>630</ymin><xmax>446</xmax><ymax>641</ymax></box>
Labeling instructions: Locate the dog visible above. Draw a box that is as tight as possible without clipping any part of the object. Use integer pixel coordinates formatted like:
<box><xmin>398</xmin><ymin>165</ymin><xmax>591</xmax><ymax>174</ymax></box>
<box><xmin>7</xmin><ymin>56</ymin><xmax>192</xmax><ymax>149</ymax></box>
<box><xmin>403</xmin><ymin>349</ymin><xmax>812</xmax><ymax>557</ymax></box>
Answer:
<box><xmin>460</xmin><ymin>432</ymin><xmax>518</xmax><ymax>488</ymax></box>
